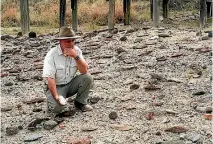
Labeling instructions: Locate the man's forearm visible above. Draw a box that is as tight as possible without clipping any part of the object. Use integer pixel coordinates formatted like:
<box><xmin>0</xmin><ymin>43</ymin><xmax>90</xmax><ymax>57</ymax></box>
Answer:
<box><xmin>75</xmin><ymin>58</ymin><xmax>88</xmax><ymax>74</ymax></box>
<box><xmin>47</xmin><ymin>77</ymin><xmax>59</xmax><ymax>101</ymax></box>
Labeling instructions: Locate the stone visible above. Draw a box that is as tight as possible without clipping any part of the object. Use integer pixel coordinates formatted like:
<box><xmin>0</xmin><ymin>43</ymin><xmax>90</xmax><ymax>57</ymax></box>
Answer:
<box><xmin>130</xmin><ymin>84</ymin><xmax>140</xmax><ymax>90</ymax></box>
<box><xmin>109</xmin><ymin>124</ymin><xmax>132</xmax><ymax>131</ymax></box>
<box><xmin>156</xmin><ymin>56</ymin><xmax>167</xmax><ymax>61</ymax></box>
<box><xmin>81</xmin><ymin>126</ymin><xmax>98</xmax><ymax>132</ymax></box>
<box><xmin>43</xmin><ymin>120</ymin><xmax>58</xmax><ymax>130</ymax></box>
<box><xmin>89</xmin><ymin>97</ymin><xmax>100</xmax><ymax>104</ymax></box>
<box><xmin>192</xmin><ymin>91</ymin><xmax>205</xmax><ymax>96</ymax></box>
<box><xmin>161</xmin><ymin>140</ymin><xmax>185</xmax><ymax>144</ymax></box>
<box><xmin>121</xmin><ymin>94</ymin><xmax>132</xmax><ymax>101</ymax></box>
<box><xmin>24</xmin><ymin>134</ymin><xmax>43</xmax><ymax>142</ymax></box>
<box><xmin>205</xmin><ymin>107</ymin><xmax>212</xmax><ymax>113</ymax></box>
<box><xmin>203</xmin><ymin>114</ymin><xmax>212</xmax><ymax>120</ymax></box>
<box><xmin>29</xmin><ymin>32</ymin><xmax>37</xmax><ymax>38</ymax></box>
<box><xmin>156</xmin><ymin>131</ymin><xmax>161</xmax><ymax>136</ymax></box>
<box><xmin>133</xmin><ymin>44</ymin><xmax>147</xmax><ymax>49</ymax></box>
<box><xmin>195</xmin><ymin>106</ymin><xmax>206</xmax><ymax>113</ymax></box>
<box><xmin>5</xmin><ymin>82</ymin><xmax>13</xmax><ymax>86</ymax></box>
<box><xmin>24</xmin><ymin>97</ymin><xmax>46</xmax><ymax>104</ymax></box>
<box><xmin>1</xmin><ymin>106</ymin><xmax>13</xmax><ymax>112</ymax></box>
<box><xmin>6</xmin><ymin>127</ymin><xmax>19</xmax><ymax>135</ymax></box>
<box><xmin>1</xmin><ymin>73</ymin><xmax>8</xmax><ymax>77</ymax></box>
<box><xmin>144</xmin><ymin>83</ymin><xmax>161</xmax><ymax>91</ymax></box>
<box><xmin>109</xmin><ymin>111</ymin><xmax>118</xmax><ymax>120</ymax></box>
<box><xmin>67</xmin><ymin>137</ymin><xmax>91</xmax><ymax>144</ymax></box>
<box><xmin>170</xmin><ymin>52</ymin><xmax>184</xmax><ymax>58</ymax></box>
<box><xmin>165</xmin><ymin>109</ymin><xmax>178</xmax><ymax>115</ymax></box>
<box><xmin>146</xmin><ymin>112</ymin><xmax>154</xmax><ymax>120</ymax></box>
<box><xmin>28</xmin><ymin>118</ymin><xmax>49</xmax><ymax>131</ymax></box>
<box><xmin>186</xmin><ymin>133</ymin><xmax>201</xmax><ymax>142</ymax></box>
<box><xmin>167</xmin><ymin>78</ymin><xmax>183</xmax><ymax>83</ymax></box>
<box><xmin>33</xmin><ymin>107</ymin><xmax>42</xmax><ymax>112</ymax></box>
<box><xmin>33</xmin><ymin>75</ymin><xmax>43</xmax><ymax>81</ymax></box>
<box><xmin>208</xmin><ymin>31</ymin><xmax>212</xmax><ymax>37</ymax></box>
<box><xmin>56</xmin><ymin>109</ymin><xmax>76</xmax><ymax>118</ymax></box>
<box><xmin>165</xmin><ymin>126</ymin><xmax>188</xmax><ymax>133</ymax></box>
<box><xmin>120</xmin><ymin>36</ymin><xmax>127</xmax><ymax>41</ymax></box>
<box><xmin>158</xmin><ymin>33</ymin><xmax>171</xmax><ymax>37</ymax></box>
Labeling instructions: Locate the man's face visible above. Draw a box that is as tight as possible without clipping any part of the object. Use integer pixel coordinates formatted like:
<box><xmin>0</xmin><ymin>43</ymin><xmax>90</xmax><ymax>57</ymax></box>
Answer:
<box><xmin>60</xmin><ymin>39</ymin><xmax>74</xmax><ymax>49</ymax></box>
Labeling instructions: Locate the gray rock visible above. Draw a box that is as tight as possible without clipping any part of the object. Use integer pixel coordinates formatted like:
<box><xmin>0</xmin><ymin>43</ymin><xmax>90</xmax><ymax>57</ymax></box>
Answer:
<box><xmin>109</xmin><ymin>111</ymin><xmax>118</xmax><ymax>120</ymax></box>
<box><xmin>133</xmin><ymin>44</ymin><xmax>147</xmax><ymax>49</ymax></box>
<box><xmin>24</xmin><ymin>133</ymin><xmax>43</xmax><ymax>142</ymax></box>
<box><xmin>161</xmin><ymin>140</ymin><xmax>185</xmax><ymax>144</ymax></box>
<box><xmin>186</xmin><ymin>133</ymin><xmax>201</xmax><ymax>142</ymax></box>
<box><xmin>120</xmin><ymin>36</ymin><xmax>127</xmax><ymax>41</ymax></box>
<box><xmin>43</xmin><ymin>120</ymin><xmax>58</xmax><ymax>130</ymax></box>
<box><xmin>6</xmin><ymin>127</ymin><xmax>19</xmax><ymax>135</ymax></box>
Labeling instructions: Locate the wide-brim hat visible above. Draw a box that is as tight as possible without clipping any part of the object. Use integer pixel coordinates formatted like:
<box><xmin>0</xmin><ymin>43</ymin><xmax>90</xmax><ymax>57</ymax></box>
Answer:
<box><xmin>55</xmin><ymin>26</ymin><xmax>81</xmax><ymax>40</ymax></box>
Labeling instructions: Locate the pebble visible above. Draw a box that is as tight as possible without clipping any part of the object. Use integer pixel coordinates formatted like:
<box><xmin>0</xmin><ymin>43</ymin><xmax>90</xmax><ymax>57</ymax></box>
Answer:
<box><xmin>6</xmin><ymin>127</ymin><xmax>19</xmax><ymax>135</ymax></box>
<box><xmin>24</xmin><ymin>134</ymin><xmax>43</xmax><ymax>142</ymax></box>
<box><xmin>109</xmin><ymin>111</ymin><xmax>118</xmax><ymax>120</ymax></box>
<box><xmin>43</xmin><ymin>120</ymin><xmax>58</xmax><ymax>130</ymax></box>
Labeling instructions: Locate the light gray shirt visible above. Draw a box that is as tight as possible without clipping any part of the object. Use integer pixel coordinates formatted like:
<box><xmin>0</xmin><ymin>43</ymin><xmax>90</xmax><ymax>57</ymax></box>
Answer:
<box><xmin>42</xmin><ymin>45</ymin><xmax>84</xmax><ymax>85</ymax></box>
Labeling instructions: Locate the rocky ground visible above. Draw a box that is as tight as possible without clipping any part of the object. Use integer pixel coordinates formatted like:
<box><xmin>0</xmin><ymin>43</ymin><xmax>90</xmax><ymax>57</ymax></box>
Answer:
<box><xmin>1</xmin><ymin>23</ymin><xmax>212</xmax><ymax>144</ymax></box>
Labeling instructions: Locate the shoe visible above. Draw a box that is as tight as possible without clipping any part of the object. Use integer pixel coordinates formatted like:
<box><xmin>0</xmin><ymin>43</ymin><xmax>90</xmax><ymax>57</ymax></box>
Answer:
<box><xmin>81</xmin><ymin>104</ymin><xmax>93</xmax><ymax>112</ymax></box>
<box><xmin>74</xmin><ymin>101</ymin><xmax>93</xmax><ymax>112</ymax></box>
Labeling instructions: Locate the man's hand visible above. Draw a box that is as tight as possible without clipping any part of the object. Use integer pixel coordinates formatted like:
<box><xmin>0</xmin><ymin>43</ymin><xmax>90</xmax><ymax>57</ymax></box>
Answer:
<box><xmin>64</xmin><ymin>48</ymin><xmax>78</xmax><ymax>58</ymax></box>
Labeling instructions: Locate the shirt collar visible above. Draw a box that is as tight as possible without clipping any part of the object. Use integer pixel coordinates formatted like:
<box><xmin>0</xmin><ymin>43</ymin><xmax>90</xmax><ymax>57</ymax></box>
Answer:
<box><xmin>57</xmin><ymin>44</ymin><xmax>63</xmax><ymax>55</ymax></box>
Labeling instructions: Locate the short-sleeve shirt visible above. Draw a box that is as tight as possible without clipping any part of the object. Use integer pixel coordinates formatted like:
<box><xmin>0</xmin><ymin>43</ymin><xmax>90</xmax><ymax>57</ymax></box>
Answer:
<box><xmin>42</xmin><ymin>45</ymin><xmax>84</xmax><ymax>85</ymax></box>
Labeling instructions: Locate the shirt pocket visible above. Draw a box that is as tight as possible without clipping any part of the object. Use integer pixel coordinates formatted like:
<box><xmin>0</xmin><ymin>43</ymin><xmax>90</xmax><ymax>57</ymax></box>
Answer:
<box><xmin>56</xmin><ymin>65</ymin><xmax>65</xmax><ymax>80</ymax></box>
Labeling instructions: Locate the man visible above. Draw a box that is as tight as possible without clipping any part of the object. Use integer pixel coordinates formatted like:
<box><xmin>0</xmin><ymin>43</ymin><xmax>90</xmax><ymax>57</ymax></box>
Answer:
<box><xmin>43</xmin><ymin>26</ymin><xmax>93</xmax><ymax>114</ymax></box>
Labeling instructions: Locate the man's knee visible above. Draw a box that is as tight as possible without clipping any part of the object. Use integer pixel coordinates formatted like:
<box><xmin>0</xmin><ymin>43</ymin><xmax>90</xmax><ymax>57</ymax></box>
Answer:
<box><xmin>82</xmin><ymin>74</ymin><xmax>93</xmax><ymax>84</ymax></box>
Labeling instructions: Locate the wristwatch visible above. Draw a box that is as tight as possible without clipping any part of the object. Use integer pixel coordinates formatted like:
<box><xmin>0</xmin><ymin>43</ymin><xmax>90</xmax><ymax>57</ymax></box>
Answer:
<box><xmin>74</xmin><ymin>55</ymin><xmax>80</xmax><ymax>60</ymax></box>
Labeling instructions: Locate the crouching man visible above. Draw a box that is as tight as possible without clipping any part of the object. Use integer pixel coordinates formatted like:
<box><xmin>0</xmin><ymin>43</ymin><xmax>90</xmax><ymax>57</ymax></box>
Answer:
<box><xmin>42</xmin><ymin>26</ymin><xmax>93</xmax><ymax>114</ymax></box>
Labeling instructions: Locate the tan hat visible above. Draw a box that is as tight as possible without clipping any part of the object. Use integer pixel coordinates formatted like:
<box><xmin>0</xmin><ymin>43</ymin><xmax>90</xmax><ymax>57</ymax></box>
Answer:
<box><xmin>55</xmin><ymin>26</ymin><xmax>81</xmax><ymax>40</ymax></box>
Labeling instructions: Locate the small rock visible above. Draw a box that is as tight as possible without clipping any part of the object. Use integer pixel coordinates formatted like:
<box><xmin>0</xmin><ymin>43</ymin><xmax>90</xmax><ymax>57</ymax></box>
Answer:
<box><xmin>29</xmin><ymin>32</ymin><xmax>37</xmax><ymax>38</ymax></box>
<box><xmin>146</xmin><ymin>112</ymin><xmax>154</xmax><ymax>120</ymax></box>
<box><xmin>109</xmin><ymin>111</ymin><xmax>118</xmax><ymax>120</ymax></box>
<box><xmin>165</xmin><ymin>126</ymin><xmax>188</xmax><ymax>133</ymax></box>
<box><xmin>81</xmin><ymin>126</ymin><xmax>98</xmax><ymax>132</ymax></box>
<box><xmin>195</xmin><ymin>106</ymin><xmax>206</xmax><ymax>113</ymax></box>
<box><xmin>1</xmin><ymin>73</ymin><xmax>8</xmax><ymax>78</ymax></box>
<box><xmin>161</xmin><ymin>140</ymin><xmax>185</xmax><ymax>144</ymax></box>
<box><xmin>6</xmin><ymin>127</ymin><xmax>19</xmax><ymax>135</ymax></box>
<box><xmin>33</xmin><ymin>75</ymin><xmax>43</xmax><ymax>81</ymax></box>
<box><xmin>33</xmin><ymin>107</ymin><xmax>42</xmax><ymax>112</ymax></box>
<box><xmin>206</xmin><ymin>107</ymin><xmax>212</xmax><ymax>113</ymax></box>
<box><xmin>43</xmin><ymin>120</ymin><xmax>58</xmax><ymax>130</ymax></box>
<box><xmin>133</xmin><ymin>44</ymin><xmax>147</xmax><ymax>49</ymax></box>
<box><xmin>59</xmin><ymin>123</ymin><xmax>65</xmax><ymax>129</ymax></box>
<box><xmin>203</xmin><ymin>114</ymin><xmax>212</xmax><ymax>120</ymax></box>
<box><xmin>167</xmin><ymin>78</ymin><xmax>183</xmax><ymax>83</ymax></box>
<box><xmin>5</xmin><ymin>82</ymin><xmax>13</xmax><ymax>86</ymax></box>
<box><xmin>158</xmin><ymin>33</ymin><xmax>171</xmax><ymax>37</ymax></box>
<box><xmin>201</xmin><ymin>36</ymin><xmax>209</xmax><ymax>40</ymax></box>
<box><xmin>130</xmin><ymin>84</ymin><xmax>140</xmax><ymax>90</ymax></box>
<box><xmin>156</xmin><ymin>131</ymin><xmax>161</xmax><ymax>136</ymax></box>
<box><xmin>28</xmin><ymin>118</ymin><xmax>49</xmax><ymax>131</ymax></box>
<box><xmin>170</xmin><ymin>52</ymin><xmax>184</xmax><ymax>58</ymax></box>
<box><xmin>120</xmin><ymin>36</ymin><xmax>127</xmax><ymax>41</ymax></box>
<box><xmin>1</xmin><ymin>106</ymin><xmax>13</xmax><ymax>112</ymax></box>
<box><xmin>109</xmin><ymin>124</ymin><xmax>132</xmax><ymax>131</ymax></box>
<box><xmin>67</xmin><ymin>137</ymin><xmax>91</xmax><ymax>144</ymax></box>
<box><xmin>208</xmin><ymin>31</ymin><xmax>212</xmax><ymax>37</ymax></box>
<box><xmin>186</xmin><ymin>133</ymin><xmax>201</xmax><ymax>142</ymax></box>
<box><xmin>89</xmin><ymin>97</ymin><xmax>100</xmax><ymax>104</ymax></box>
<box><xmin>192</xmin><ymin>91</ymin><xmax>205</xmax><ymax>96</ymax></box>
<box><xmin>180</xmin><ymin>133</ymin><xmax>186</xmax><ymax>140</ymax></box>
<box><xmin>144</xmin><ymin>83</ymin><xmax>161</xmax><ymax>91</ymax></box>
<box><xmin>24</xmin><ymin>97</ymin><xmax>46</xmax><ymax>104</ymax></box>
<box><xmin>156</xmin><ymin>56</ymin><xmax>167</xmax><ymax>61</ymax></box>
<box><xmin>24</xmin><ymin>134</ymin><xmax>43</xmax><ymax>142</ymax></box>
<box><xmin>165</xmin><ymin>109</ymin><xmax>178</xmax><ymax>115</ymax></box>
<box><xmin>121</xmin><ymin>94</ymin><xmax>132</xmax><ymax>101</ymax></box>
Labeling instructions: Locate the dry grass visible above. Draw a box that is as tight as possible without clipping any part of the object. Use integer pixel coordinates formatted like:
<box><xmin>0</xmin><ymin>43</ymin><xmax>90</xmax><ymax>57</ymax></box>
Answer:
<box><xmin>1</xmin><ymin>0</ymin><xmax>211</xmax><ymax>35</ymax></box>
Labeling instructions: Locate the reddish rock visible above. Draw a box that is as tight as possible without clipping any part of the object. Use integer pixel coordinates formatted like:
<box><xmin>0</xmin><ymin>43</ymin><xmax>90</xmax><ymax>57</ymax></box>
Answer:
<box><xmin>146</xmin><ymin>112</ymin><xmax>154</xmax><ymax>120</ymax></box>
<box><xmin>165</xmin><ymin>126</ymin><xmax>188</xmax><ymax>133</ymax></box>
<box><xmin>171</xmin><ymin>52</ymin><xmax>184</xmax><ymax>58</ymax></box>
<box><xmin>67</xmin><ymin>137</ymin><xmax>91</xmax><ymax>144</ymax></box>
<box><xmin>1</xmin><ymin>73</ymin><xmax>8</xmax><ymax>77</ymax></box>
<box><xmin>203</xmin><ymin>114</ymin><xmax>212</xmax><ymax>120</ymax></box>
